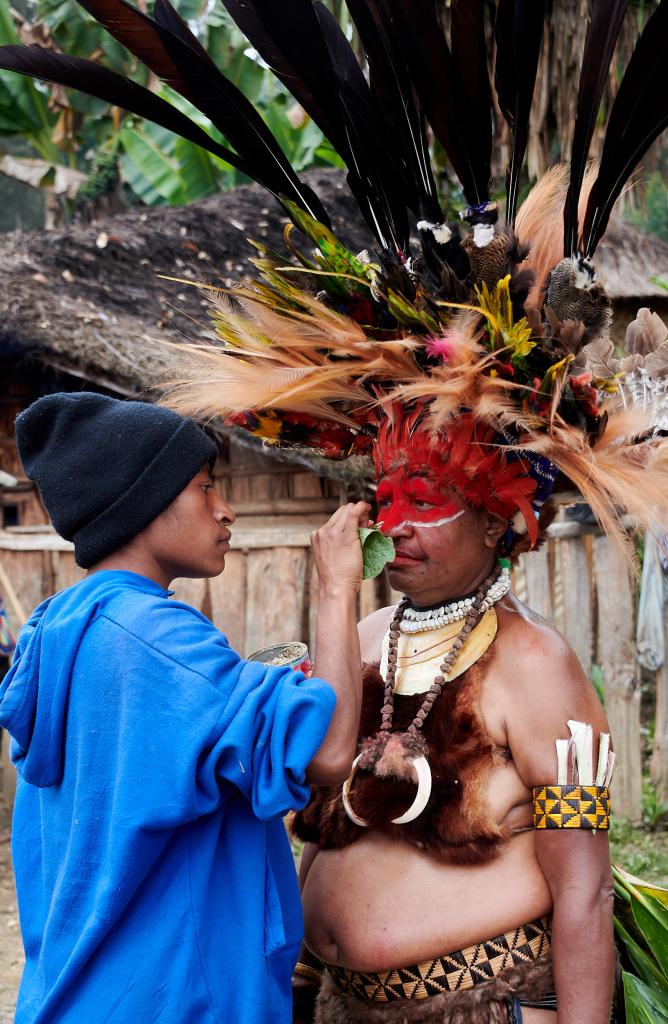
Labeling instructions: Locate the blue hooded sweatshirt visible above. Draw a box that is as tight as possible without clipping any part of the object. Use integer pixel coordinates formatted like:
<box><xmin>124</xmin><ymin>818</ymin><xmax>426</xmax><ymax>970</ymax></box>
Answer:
<box><xmin>0</xmin><ymin>570</ymin><xmax>335</xmax><ymax>1024</ymax></box>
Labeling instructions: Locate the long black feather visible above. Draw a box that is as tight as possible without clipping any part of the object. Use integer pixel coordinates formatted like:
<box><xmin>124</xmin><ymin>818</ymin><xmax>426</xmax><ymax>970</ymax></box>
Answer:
<box><xmin>314</xmin><ymin>3</ymin><xmax>411</xmax><ymax>250</ymax></box>
<box><xmin>343</xmin><ymin>0</ymin><xmax>441</xmax><ymax>223</ymax></box>
<box><xmin>142</xmin><ymin>4</ymin><xmax>328</xmax><ymax>221</ymax></box>
<box><xmin>562</xmin><ymin>0</ymin><xmax>627</xmax><ymax>257</ymax></box>
<box><xmin>221</xmin><ymin>0</ymin><xmax>349</xmax><ymax>154</ymax></box>
<box><xmin>222</xmin><ymin>0</ymin><xmax>413</xmax><ymax>250</ymax></box>
<box><xmin>0</xmin><ymin>43</ymin><xmax>245</xmax><ymax>168</ymax></box>
<box><xmin>153</xmin><ymin>0</ymin><xmax>213</xmax><ymax>64</ymax></box>
<box><xmin>380</xmin><ymin>0</ymin><xmax>489</xmax><ymax>207</ymax></box>
<box><xmin>494</xmin><ymin>0</ymin><xmax>547</xmax><ymax>227</ymax></box>
<box><xmin>74</xmin><ymin>0</ymin><xmax>202</xmax><ymax>103</ymax></box>
<box><xmin>582</xmin><ymin>0</ymin><xmax>668</xmax><ymax>257</ymax></box>
<box><xmin>450</xmin><ymin>0</ymin><xmax>492</xmax><ymax>210</ymax></box>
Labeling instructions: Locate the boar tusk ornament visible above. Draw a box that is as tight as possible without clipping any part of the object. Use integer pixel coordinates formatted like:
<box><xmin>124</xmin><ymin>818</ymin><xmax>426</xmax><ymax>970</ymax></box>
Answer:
<box><xmin>342</xmin><ymin>571</ymin><xmax>507</xmax><ymax>829</ymax></box>
<box><xmin>342</xmin><ymin>752</ymin><xmax>433</xmax><ymax>827</ymax></box>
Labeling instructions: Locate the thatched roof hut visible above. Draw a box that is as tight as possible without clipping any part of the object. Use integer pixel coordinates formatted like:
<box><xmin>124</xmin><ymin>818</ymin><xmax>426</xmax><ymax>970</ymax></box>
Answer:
<box><xmin>2</xmin><ymin>169</ymin><xmax>666</xmax><ymax>392</ymax></box>
<box><xmin>0</xmin><ymin>171</ymin><xmax>361</xmax><ymax>397</ymax></box>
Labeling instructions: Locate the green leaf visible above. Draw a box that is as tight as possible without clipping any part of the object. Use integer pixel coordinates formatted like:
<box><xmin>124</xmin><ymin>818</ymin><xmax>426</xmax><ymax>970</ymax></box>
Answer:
<box><xmin>314</xmin><ymin>139</ymin><xmax>346</xmax><ymax>170</ymax></box>
<box><xmin>624</xmin><ymin>971</ymin><xmax>668</xmax><ymax>1023</ymax></box>
<box><xmin>174</xmin><ymin>137</ymin><xmax>220</xmax><ymax>202</ymax></box>
<box><xmin>632</xmin><ymin>893</ymin><xmax>668</xmax><ymax>978</ymax></box>
<box><xmin>120</xmin><ymin>124</ymin><xmax>186</xmax><ymax>205</ymax></box>
<box><xmin>358</xmin><ymin>527</ymin><xmax>395</xmax><ymax>580</ymax></box>
<box><xmin>618</xmin><ymin>867</ymin><xmax>668</xmax><ymax>910</ymax></box>
<box><xmin>591</xmin><ymin>663</ymin><xmax>605</xmax><ymax>706</ymax></box>
<box><xmin>0</xmin><ymin>0</ymin><xmax>57</xmax><ymax>147</ymax></box>
<box><xmin>616</xmin><ymin>917</ymin><xmax>668</xmax><ymax>998</ymax></box>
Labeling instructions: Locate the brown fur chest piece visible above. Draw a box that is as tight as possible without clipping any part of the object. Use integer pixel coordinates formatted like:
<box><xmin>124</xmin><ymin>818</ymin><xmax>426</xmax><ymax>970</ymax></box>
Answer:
<box><xmin>292</xmin><ymin>654</ymin><xmax>508</xmax><ymax>865</ymax></box>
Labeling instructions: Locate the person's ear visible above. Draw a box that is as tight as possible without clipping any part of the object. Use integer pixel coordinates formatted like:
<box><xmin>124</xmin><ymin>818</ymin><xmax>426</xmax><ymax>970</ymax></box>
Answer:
<box><xmin>482</xmin><ymin>511</ymin><xmax>508</xmax><ymax>550</ymax></box>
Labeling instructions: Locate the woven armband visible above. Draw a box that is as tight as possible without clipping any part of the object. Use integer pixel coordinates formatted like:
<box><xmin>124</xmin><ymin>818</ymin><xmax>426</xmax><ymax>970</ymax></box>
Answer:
<box><xmin>533</xmin><ymin>720</ymin><xmax>614</xmax><ymax>831</ymax></box>
<box><xmin>532</xmin><ymin>785</ymin><xmax>611</xmax><ymax>830</ymax></box>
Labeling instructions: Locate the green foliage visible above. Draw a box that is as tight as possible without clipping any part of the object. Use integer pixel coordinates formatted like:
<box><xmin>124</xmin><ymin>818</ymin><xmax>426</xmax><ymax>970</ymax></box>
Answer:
<box><xmin>75</xmin><ymin>149</ymin><xmax>119</xmax><ymax>205</ymax></box>
<box><xmin>623</xmin><ymin>973</ymin><xmax>668</xmax><ymax>1023</ymax></box>
<box><xmin>0</xmin><ymin>0</ymin><xmax>346</xmax><ymax>212</ymax></box>
<box><xmin>611</xmin><ymin>820</ymin><xmax>668</xmax><ymax>883</ymax></box>
<box><xmin>614</xmin><ymin>866</ymin><xmax>668</xmax><ymax>1020</ymax></box>
<box><xmin>627</xmin><ymin>171</ymin><xmax>668</xmax><ymax>243</ymax></box>
<box><xmin>592</xmin><ymin>663</ymin><xmax>606</xmax><ymax>706</ymax></box>
<box><xmin>643</xmin><ymin>780</ymin><xmax>668</xmax><ymax>830</ymax></box>
<box><xmin>0</xmin><ymin>0</ymin><xmax>59</xmax><ymax>160</ymax></box>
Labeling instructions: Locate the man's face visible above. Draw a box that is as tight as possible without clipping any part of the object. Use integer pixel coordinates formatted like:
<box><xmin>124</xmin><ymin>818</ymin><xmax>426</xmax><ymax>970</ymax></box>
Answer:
<box><xmin>377</xmin><ymin>469</ymin><xmax>499</xmax><ymax>606</ymax></box>
<box><xmin>143</xmin><ymin>465</ymin><xmax>235</xmax><ymax>580</ymax></box>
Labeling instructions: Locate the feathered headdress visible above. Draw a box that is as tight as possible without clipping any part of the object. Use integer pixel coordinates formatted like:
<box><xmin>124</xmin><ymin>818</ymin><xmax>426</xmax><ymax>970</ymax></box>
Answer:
<box><xmin>4</xmin><ymin>0</ymin><xmax>668</xmax><ymax>558</ymax></box>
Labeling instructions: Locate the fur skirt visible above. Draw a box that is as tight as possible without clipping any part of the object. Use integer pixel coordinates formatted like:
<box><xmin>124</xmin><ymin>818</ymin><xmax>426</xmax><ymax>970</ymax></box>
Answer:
<box><xmin>314</xmin><ymin>954</ymin><xmax>554</xmax><ymax>1024</ymax></box>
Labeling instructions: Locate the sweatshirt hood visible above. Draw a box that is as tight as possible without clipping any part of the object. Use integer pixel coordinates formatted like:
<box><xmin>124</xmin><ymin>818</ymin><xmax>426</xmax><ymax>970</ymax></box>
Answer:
<box><xmin>0</xmin><ymin>571</ymin><xmax>169</xmax><ymax>787</ymax></box>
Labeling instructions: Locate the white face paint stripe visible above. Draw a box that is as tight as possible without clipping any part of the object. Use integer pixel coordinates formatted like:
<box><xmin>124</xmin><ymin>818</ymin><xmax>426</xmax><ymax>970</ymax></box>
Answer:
<box><xmin>393</xmin><ymin>509</ymin><xmax>465</xmax><ymax>531</ymax></box>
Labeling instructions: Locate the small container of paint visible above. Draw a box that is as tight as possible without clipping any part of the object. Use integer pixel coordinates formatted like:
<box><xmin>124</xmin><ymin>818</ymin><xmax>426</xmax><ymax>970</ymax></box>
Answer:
<box><xmin>247</xmin><ymin>641</ymin><xmax>312</xmax><ymax>675</ymax></box>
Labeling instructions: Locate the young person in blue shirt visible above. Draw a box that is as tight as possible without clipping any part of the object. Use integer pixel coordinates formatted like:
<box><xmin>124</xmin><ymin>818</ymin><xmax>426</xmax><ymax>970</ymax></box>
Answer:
<box><xmin>0</xmin><ymin>392</ymin><xmax>368</xmax><ymax>1024</ymax></box>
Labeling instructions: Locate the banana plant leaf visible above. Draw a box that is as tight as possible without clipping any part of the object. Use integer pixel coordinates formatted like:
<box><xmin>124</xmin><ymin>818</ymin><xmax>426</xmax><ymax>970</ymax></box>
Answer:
<box><xmin>614</xmin><ymin>865</ymin><xmax>668</xmax><ymax>1020</ymax></box>
<box><xmin>622</xmin><ymin>972</ymin><xmax>668</xmax><ymax>1023</ymax></box>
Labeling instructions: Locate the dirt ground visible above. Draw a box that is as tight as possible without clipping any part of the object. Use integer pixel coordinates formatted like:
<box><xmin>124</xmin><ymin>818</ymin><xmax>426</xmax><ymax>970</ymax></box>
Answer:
<box><xmin>0</xmin><ymin>838</ymin><xmax>21</xmax><ymax>1023</ymax></box>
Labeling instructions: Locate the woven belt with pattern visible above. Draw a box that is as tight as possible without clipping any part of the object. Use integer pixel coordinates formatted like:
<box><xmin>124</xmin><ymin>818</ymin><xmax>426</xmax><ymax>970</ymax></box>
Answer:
<box><xmin>326</xmin><ymin>916</ymin><xmax>551</xmax><ymax>1002</ymax></box>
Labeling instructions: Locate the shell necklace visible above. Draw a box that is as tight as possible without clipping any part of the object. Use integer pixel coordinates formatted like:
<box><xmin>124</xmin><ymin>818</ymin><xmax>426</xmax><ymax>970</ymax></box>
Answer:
<box><xmin>400</xmin><ymin>565</ymin><xmax>511</xmax><ymax>632</ymax></box>
<box><xmin>342</xmin><ymin>565</ymin><xmax>505</xmax><ymax>828</ymax></box>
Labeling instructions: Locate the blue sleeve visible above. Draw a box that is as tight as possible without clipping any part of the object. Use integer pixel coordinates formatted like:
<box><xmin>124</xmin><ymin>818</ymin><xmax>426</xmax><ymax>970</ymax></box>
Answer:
<box><xmin>104</xmin><ymin>598</ymin><xmax>336</xmax><ymax>822</ymax></box>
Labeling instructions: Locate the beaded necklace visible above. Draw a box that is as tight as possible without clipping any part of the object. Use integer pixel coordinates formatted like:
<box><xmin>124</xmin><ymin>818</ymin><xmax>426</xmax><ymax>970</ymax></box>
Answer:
<box><xmin>380</xmin><ymin>566</ymin><xmax>501</xmax><ymax>740</ymax></box>
<box><xmin>342</xmin><ymin>564</ymin><xmax>506</xmax><ymax>828</ymax></box>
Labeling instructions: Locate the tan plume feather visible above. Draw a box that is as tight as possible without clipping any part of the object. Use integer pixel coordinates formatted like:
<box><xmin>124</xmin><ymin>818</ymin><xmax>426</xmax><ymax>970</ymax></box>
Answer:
<box><xmin>518</xmin><ymin>406</ymin><xmax>668</xmax><ymax>565</ymax></box>
<box><xmin>516</xmin><ymin>163</ymin><xmax>597</xmax><ymax>310</ymax></box>
<box><xmin>158</xmin><ymin>287</ymin><xmax>424</xmax><ymax>425</ymax></box>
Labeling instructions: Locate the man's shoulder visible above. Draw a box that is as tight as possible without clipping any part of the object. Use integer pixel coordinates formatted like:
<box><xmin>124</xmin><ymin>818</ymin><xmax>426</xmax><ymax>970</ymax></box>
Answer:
<box><xmin>495</xmin><ymin>595</ymin><xmax>573</xmax><ymax>665</ymax></box>
<box><xmin>492</xmin><ymin>595</ymin><xmax>607</xmax><ymax>729</ymax></box>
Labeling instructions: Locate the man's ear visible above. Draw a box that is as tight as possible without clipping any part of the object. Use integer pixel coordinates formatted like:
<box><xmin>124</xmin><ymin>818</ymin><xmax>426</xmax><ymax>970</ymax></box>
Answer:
<box><xmin>482</xmin><ymin>511</ymin><xmax>508</xmax><ymax>550</ymax></box>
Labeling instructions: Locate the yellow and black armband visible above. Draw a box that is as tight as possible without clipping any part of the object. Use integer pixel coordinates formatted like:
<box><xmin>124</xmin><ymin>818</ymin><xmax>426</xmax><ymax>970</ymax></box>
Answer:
<box><xmin>532</xmin><ymin>784</ymin><xmax>611</xmax><ymax>830</ymax></box>
<box><xmin>532</xmin><ymin>720</ymin><xmax>614</xmax><ymax>831</ymax></box>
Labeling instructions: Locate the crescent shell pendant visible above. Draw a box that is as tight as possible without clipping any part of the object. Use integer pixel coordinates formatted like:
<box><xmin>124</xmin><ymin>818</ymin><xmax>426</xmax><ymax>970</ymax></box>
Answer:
<box><xmin>341</xmin><ymin>753</ymin><xmax>433</xmax><ymax>828</ymax></box>
<box><xmin>341</xmin><ymin>753</ymin><xmax>369</xmax><ymax>828</ymax></box>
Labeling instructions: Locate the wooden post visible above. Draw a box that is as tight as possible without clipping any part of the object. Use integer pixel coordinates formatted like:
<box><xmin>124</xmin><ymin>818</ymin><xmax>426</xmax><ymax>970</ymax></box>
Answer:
<box><xmin>0</xmin><ymin>556</ymin><xmax>26</xmax><ymax>625</ymax></box>
<box><xmin>651</xmin><ymin>597</ymin><xmax>668</xmax><ymax>806</ymax></box>
<box><xmin>170</xmin><ymin>577</ymin><xmax>208</xmax><ymax>615</ymax></box>
<box><xmin>209</xmin><ymin>551</ymin><xmax>247</xmax><ymax>655</ymax></box>
<box><xmin>244</xmin><ymin>547</ymin><xmax>308</xmax><ymax>657</ymax></box>
<box><xmin>521</xmin><ymin>545</ymin><xmax>553</xmax><ymax>623</ymax></box>
<box><xmin>557</xmin><ymin>537</ymin><xmax>592</xmax><ymax>677</ymax></box>
<box><xmin>593</xmin><ymin>536</ymin><xmax>642</xmax><ymax>823</ymax></box>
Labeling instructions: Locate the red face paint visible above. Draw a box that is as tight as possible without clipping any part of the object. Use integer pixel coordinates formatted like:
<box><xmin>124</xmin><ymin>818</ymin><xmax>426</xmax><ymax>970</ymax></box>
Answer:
<box><xmin>372</xmin><ymin>408</ymin><xmax>539</xmax><ymax>544</ymax></box>
<box><xmin>376</xmin><ymin>472</ymin><xmax>464</xmax><ymax>534</ymax></box>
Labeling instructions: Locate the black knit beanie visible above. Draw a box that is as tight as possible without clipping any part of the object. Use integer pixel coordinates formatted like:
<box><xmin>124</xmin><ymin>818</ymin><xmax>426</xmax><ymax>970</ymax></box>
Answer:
<box><xmin>15</xmin><ymin>392</ymin><xmax>218</xmax><ymax>568</ymax></box>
